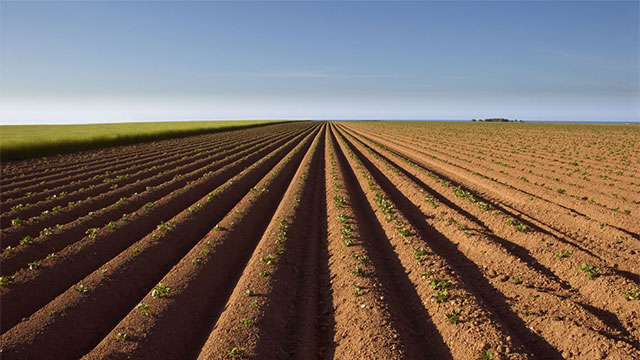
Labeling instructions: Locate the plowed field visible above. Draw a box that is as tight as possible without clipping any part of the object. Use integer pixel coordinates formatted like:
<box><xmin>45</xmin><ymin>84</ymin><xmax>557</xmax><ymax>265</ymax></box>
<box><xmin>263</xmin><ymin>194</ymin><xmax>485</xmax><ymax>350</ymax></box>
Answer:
<box><xmin>1</xmin><ymin>121</ymin><xmax>638</xmax><ymax>359</ymax></box>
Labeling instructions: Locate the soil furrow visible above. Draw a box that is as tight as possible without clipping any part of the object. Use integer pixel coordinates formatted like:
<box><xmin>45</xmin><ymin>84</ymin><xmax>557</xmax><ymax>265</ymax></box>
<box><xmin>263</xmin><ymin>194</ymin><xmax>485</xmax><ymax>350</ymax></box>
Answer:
<box><xmin>0</xmin><ymin>129</ymin><xmax>295</xmax><ymax>249</ymax></box>
<box><xmin>336</xmin><ymin>125</ymin><xmax>640</xmax><ymax>356</ymax></box>
<box><xmin>0</xmin><ymin>130</ymin><xmax>302</xmax><ymax>275</ymax></box>
<box><xmin>0</xmin><ymin>128</ymin><xmax>314</xmax><ymax>334</ymax></box>
<box><xmin>79</xmin><ymin>126</ymin><xmax>320</xmax><ymax>360</ymax></box>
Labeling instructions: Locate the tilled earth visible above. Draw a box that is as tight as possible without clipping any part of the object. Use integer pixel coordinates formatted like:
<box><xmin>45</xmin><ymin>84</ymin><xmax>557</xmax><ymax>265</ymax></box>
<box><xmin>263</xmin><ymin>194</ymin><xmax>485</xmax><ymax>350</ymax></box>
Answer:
<box><xmin>1</xmin><ymin>121</ymin><xmax>638</xmax><ymax>359</ymax></box>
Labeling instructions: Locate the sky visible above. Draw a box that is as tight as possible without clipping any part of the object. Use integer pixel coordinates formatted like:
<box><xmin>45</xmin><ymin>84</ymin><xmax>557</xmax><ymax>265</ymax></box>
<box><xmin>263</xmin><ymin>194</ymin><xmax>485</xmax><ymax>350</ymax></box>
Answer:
<box><xmin>1</xmin><ymin>0</ymin><xmax>638</xmax><ymax>124</ymax></box>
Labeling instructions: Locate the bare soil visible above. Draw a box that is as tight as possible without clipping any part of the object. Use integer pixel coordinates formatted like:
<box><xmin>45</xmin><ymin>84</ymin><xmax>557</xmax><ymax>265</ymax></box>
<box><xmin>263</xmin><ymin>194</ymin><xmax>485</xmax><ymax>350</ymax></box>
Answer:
<box><xmin>1</xmin><ymin>121</ymin><xmax>637</xmax><ymax>360</ymax></box>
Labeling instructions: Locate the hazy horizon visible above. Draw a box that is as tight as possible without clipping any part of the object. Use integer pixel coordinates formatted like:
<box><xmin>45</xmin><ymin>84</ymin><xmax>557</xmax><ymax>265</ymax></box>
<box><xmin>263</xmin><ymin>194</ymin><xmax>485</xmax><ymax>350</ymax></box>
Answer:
<box><xmin>1</xmin><ymin>1</ymin><xmax>638</xmax><ymax>125</ymax></box>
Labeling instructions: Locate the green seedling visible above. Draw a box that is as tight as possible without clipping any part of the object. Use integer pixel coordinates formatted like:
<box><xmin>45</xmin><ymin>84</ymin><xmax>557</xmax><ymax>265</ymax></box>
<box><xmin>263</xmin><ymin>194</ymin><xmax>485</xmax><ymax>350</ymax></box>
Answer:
<box><xmin>477</xmin><ymin>349</ymin><xmax>495</xmax><ymax>360</ymax></box>
<box><xmin>156</xmin><ymin>220</ymin><xmax>176</xmax><ymax>232</ymax></box>
<box><xmin>142</xmin><ymin>201</ymin><xmax>155</xmax><ymax>210</ymax></box>
<box><xmin>351</xmin><ymin>253</ymin><xmax>368</xmax><ymax>263</ymax></box>
<box><xmin>241</xmin><ymin>318</ymin><xmax>253</xmax><ymax>326</ymax></box>
<box><xmin>229</xmin><ymin>347</ymin><xmax>246</xmax><ymax>357</ymax></box>
<box><xmin>244</xmin><ymin>289</ymin><xmax>256</xmax><ymax>297</ymax></box>
<box><xmin>250</xmin><ymin>300</ymin><xmax>259</xmax><ymax>308</ymax></box>
<box><xmin>397</xmin><ymin>225</ymin><xmax>412</xmax><ymax>237</ymax></box>
<box><xmin>622</xmin><ymin>290</ymin><xmax>639</xmax><ymax>301</ymax></box>
<box><xmin>579</xmin><ymin>262</ymin><xmax>600</xmax><ymax>280</ymax></box>
<box><xmin>477</xmin><ymin>202</ymin><xmax>494</xmax><ymax>211</ymax></box>
<box><xmin>0</xmin><ymin>276</ymin><xmax>15</xmax><ymax>286</ymax></box>
<box><xmin>261</xmin><ymin>254</ymin><xmax>275</xmax><ymax>265</ymax></box>
<box><xmin>512</xmin><ymin>277</ymin><xmax>523</xmax><ymax>285</ymax></box>
<box><xmin>259</xmin><ymin>270</ymin><xmax>271</xmax><ymax>277</ymax></box>
<box><xmin>413</xmin><ymin>247</ymin><xmax>427</xmax><ymax>261</ymax></box>
<box><xmin>446</xmin><ymin>308</ymin><xmax>461</xmax><ymax>324</ymax></box>
<box><xmin>28</xmin><ymin>261</ymin><xmax>41</xmax><ymax>270</ymax></box>
<box><xmin>337</xmin><ymin>213</ymin><xmax>348</xmax><ymax>223</ymax></box>
<box><xmin>428</xmin><ymin>278</ymin><xmax>452</xmax><ymax>290</ymax></box>
<box><xmin>11</xmin><ymin>218</ymin><xmax>26</xmax><ymax>227</ymax></box>
<box><xmin>432</xmin><ymin>290</ymin><xmax>450</xmax><ymax>303</ymax></box>
<box><xmin>214</xmin><ymin>224</ymin><xmax>226</xmax><ymax>231</ymax></box>
<box><xmin>151</xmin><ymin>283</ymin><xmax>171</xmax><ymax>298</ymax></box>
<box><xmin>20</xmin><ymin>236</ymin><xmax>34</xmax><ymax>246</ymax></box>
<box><xmin>85</xmin><ymin>228</ymin><xmax>100</xmax><ymax>239</ymax></box>
<box><xmin>276</xmin><ymin>247</ymin><xmax>285</xmax><ymax>255</ymax></box>
<box><xmin>137</xmin><ymin>302</ymin><xmax>150</xmax><ymax>316</ymax></box>
<box><xmin>39</xmin><ymin>227</ymin><xmax>54</xmax><ymax>237</ymax></box>
<box><xmin>351</xmin><ymin>265</ymin><xmax>365</xmax><ymax>277</ymax></box>
<box><xmin>555</xmin><ymin>250</ymin><xmax>572</xmax><ymax>259</ymax></box>
<box><xmin>47</xmin><ymin>253</ymin><xmax>57</xmax><ymax>260</ymax></box>
<box><xmin>75</xmin><ymin>284</ymin><xmax>89</xmax><ymax>294</ymax></box>
<box><xmin>353</xmin><ymin>283</ymin><xmax>362</xmax><ymax>296</ymax></box>
<box><xmin>116</xmin><ymin>332</ymin><xmax>128</xmax><ymax>341</ymax></box>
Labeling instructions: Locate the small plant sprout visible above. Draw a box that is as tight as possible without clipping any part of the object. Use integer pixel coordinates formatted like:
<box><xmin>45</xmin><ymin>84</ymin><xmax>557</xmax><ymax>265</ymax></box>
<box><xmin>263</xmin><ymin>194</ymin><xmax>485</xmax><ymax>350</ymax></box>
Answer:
<box><xmin>250</xmin><ymin>300</ymin><xmax>259</xmax><ymax>308</ymax></box>
<box><xmin>137</xmin><ymin>302</ymin><xmax>150</xmax><ymax>316</ymax></box>
<box><xmin>261</xmin><ymin>254</ymin><xmax>275</xmax><ymax>265</ymax></box>
<box><xmin>228</xmin><ymin>347</ymin><xmax>246</xmax><ymax>357</ymax></box>
<box><xmin>413</xmin><ymin>247</ymin><xmax>427</xmax><ymax>261</ymax></box>
<box><xmin>579</xmin><ymin>262</ymin><xmax>601</xmax><ymax>280</ymax></box>
<box><xmin>156</xmin><ymin>220</ymin><xmax>176</xmax><ymax>232</ymax></box>
<box><xmin>477</xmin><ymin>349</ymin><xmax>495</xmax><ymax>360</ymax></box>
<box><xmin>397</xmin><ymin>225</ymin><xmax>412</xmax><ymax>237</ymax></box>
<box><xmin>351</xmin><ymin>253</ymin><xmax>368</xmax><ymax>263</ymax></box>
<box><xmin>75</xmin><ymin>284</ymin><xmax>89</xmax><ymax>294</ymax></box>
<box><xmin>11</xmin><ymin>217</ymin><xmax>26</xmax><ymax>227</ymax></box>
<box><xmin>46</xmin><ymin>253</ymin><xmax>56</xmax><ymax>260</ymax></box>
<box><xmin>276</xmin><ymin>247</ymin><xmax>285</xmax><ymax>255</ymax></box>
<box><xmin>259</xmin><ymin>270</ymin><xmax>271</xmax><ymax>277</ymax></box>
<box><xmin>241</xmin><ymin>318</ymin><xmax>253</xmax><ymax>326</ymax></box>
<box><xmin>28</xmin><ymin>261</ymin><xmax>41</xmax><ymax>270</ymax></box>
<box><xmin>151</xmin><ymin>283</ymin><xmax>171</xmax><ymax>298</ymax></box>
<box><xmin>214</xmin><ymin>224</ymin><xmax>226</xmax><ymax>231</ymax></box>
<box><xmin>85</xmin><ymin>228</ymin><xmax>100</xmax><ymax>239</ymax></box>
<box><xmin>432</xmin><ymin>290</ymin><xmax>450</xmax><ymax>303</ymax></box>
<box><xmin>353</xmin><ymin>283</ymin><xmax>362</xmax><ymax>296</ymax></box>
<box><xmin>622</xmin><ymin>290</ymin><xmax>639</xmax><ymax>301</ymax></box>
<box><xmin>20</xmin><ymin>236</ymin><xmax>34</xmax><ymax>246</ymax></box>
<box><xmin>428</xmin><ymin>278</ymin><xmax>452</xmax><ymax>290</ymax></box>
<box><xmin>132</xmin><ymin>248</ymin><xmax>140</xmax><ymax>255</ymax></box>
<box><xmin>446</xmin><ymin>308</ymin><xmax>461</xmax><ymax>324</ymax></box>
<box><xmin>244</xmin><ymin>289</ymin><xmax>256</xmax><ymax>297</ymax></box>
<box><xmin>116</xmin><ymin>332</ymin><xmax>128</xmax><ymax>341</ymax></box>
<box><xmin>555</xmin><ymin>250</ymin><xmax>572</xmax><ymax>259</ymax></box>
<box><xmin>0</xmin><ymin>276</ymin><xmax>15</xmax><ymax>286</ymax></box>
<box><xmin>512</xmin><ymin>277</ymin><xmax>523</xmax><ymax>285</ymax></box>
<box><xmin>351</xmin><ymin>265</ymin><xmax>365</xmax><ymax>277</ymax></box>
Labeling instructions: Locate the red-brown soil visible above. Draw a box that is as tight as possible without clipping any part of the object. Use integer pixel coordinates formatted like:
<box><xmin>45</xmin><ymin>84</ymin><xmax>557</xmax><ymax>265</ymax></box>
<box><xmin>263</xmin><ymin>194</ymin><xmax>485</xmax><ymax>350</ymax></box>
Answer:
<box><xmin>1</xmin><ymin>121</ymin><xmax>637</xmax><ymax>360</ymax></box>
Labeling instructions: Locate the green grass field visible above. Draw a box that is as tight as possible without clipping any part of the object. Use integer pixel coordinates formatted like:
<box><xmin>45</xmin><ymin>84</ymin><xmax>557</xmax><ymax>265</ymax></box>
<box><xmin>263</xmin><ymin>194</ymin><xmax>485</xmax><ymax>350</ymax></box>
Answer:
<box><xmin>0</xmin><ymin>120</ymin><xmax>293</xmax><ymax>162</ymax></box>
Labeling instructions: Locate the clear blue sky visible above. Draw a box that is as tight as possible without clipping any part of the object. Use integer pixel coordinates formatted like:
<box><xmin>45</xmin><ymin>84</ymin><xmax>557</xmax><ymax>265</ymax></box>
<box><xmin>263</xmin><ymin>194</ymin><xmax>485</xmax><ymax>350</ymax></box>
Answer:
<box><xmin>1</xmin><ymin>1</ymin><xmax>638</xmax><ymax>124</ymax></box>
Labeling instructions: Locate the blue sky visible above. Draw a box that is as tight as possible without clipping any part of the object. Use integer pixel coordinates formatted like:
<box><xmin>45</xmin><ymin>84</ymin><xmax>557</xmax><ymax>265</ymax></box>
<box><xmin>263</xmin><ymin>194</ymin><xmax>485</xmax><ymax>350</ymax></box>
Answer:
<box><xmin>1</xmin><ymin>1</ymin><xmax>638</xmax><ymax>124</ymax></box>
